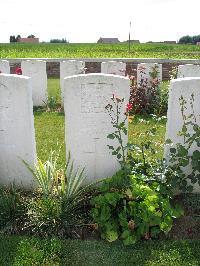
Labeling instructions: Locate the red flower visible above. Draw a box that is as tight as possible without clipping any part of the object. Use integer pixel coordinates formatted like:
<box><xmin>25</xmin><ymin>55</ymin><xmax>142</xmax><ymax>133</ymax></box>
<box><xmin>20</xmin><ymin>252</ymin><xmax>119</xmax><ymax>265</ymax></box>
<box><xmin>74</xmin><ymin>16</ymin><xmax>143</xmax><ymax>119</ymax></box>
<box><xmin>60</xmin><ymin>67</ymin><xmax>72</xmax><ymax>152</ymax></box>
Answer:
<box><xmin>126</xmin><ymin>103</ymin><xmax>133</xmax><ymax>112</ymax></box>
<box><xmin>15</xmin><ymin>67</ymin><xmax>22</xmax><ymax>75</ymax></box>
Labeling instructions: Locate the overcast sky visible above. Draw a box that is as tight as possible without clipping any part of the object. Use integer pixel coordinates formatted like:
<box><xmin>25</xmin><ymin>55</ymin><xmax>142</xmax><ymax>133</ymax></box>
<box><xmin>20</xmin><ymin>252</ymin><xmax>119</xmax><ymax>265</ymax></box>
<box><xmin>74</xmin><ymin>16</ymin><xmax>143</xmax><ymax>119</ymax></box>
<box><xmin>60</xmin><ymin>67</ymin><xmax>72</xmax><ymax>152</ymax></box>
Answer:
<box><xmin>0</xmin><ymin>0</ymin><xmax>199</xmax><ymax>43</ymax></box>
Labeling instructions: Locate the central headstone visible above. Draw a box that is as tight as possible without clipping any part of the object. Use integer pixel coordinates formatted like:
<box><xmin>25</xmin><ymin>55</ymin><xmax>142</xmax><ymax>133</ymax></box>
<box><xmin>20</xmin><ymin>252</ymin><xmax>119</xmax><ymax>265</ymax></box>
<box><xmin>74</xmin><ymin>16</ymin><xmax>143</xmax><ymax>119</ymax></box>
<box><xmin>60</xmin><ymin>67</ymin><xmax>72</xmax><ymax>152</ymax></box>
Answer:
<box><xmin>0</xmin><ymin>74</ymin><xmax>36</xmax><ymax>188</ymax></box>
<box><xmin>64</xmin><ymin>74</ymin><xmax>130</xmax><ymax>182</ymax></box>
<box><xmin>101</xmin><ymin>61</ymin><xmax>126</xmax><ymax>76</ymax></box>
<box><xmin>21</xmin><ymin>60</ymin><xmax>47</xmax><ymax>106</ymax></box>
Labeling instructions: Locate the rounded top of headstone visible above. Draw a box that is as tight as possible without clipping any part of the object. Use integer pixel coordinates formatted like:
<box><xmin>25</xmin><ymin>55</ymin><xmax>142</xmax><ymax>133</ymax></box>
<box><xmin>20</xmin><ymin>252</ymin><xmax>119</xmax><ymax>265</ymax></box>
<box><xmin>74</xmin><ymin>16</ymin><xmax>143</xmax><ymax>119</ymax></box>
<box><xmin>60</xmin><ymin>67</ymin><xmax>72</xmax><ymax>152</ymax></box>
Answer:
<box><xmin>64</xmin><ymin>73</ymin><xmax>130</xmax><ymax>81</ymax></box>
<box><xmin>0</xmin><ymin>73</ymin><xmax>31</xmax><ymax>80</ymax></box>
<box><xmin>0</xmin><ymin>60</ymin><xmax>9</xmax><ymax>63</ymax></box>
<box><xmin>172</xmin><ymin>77</ymin><xmax>200</xmax><ymax>83</ymax></box>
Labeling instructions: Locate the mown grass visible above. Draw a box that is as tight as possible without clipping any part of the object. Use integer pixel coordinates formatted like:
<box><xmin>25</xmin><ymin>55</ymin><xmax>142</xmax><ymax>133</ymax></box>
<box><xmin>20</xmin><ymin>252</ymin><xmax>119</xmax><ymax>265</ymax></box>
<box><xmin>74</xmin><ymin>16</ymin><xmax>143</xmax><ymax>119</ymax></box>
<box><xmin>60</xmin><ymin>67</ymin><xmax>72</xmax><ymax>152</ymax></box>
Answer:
<box><xmin>1</xmin><ymin>42</ymin><xmax>200</xmax><ymax>59</ymax></box>
<box><xmin>48</xmin><ymin>78</ymin><xmax>61</xmax><ymax>103</ymax></box>
<box><xmin>0</xmin><ymin>236</ymin><xmax>199</xmax><ymax>266</ymax></box>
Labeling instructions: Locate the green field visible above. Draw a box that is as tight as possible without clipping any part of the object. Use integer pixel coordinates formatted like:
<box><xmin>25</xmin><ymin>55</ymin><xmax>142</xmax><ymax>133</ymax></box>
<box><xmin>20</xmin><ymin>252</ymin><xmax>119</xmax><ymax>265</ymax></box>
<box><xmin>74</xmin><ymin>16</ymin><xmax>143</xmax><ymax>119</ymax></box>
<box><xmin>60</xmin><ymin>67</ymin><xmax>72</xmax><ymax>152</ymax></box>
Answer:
<box><xmin>1</xmin><ymin>42</ymin><xmax>200</xmax><ymax>59</ymax></box>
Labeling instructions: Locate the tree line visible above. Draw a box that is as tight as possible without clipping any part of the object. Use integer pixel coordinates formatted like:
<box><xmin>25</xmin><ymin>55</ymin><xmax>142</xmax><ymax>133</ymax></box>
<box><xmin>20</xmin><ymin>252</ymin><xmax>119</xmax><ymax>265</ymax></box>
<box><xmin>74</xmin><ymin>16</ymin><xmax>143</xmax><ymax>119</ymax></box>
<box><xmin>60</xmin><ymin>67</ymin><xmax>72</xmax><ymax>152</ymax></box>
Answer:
<box><xmin>179</xmin><ymin>35</ymin><xmax>200</xmax><ymax>44</ymax></box>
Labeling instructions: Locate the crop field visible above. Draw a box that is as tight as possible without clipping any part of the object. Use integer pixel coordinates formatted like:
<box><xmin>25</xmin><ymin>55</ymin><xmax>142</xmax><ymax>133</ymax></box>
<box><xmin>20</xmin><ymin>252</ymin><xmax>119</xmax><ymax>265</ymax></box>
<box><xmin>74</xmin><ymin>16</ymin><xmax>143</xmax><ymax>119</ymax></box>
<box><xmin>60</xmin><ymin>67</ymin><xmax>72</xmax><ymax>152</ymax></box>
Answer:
<box><xmin>1</xmin><ymin>42</ymin><xmax>200</xmax><ymax>59</ymax></box>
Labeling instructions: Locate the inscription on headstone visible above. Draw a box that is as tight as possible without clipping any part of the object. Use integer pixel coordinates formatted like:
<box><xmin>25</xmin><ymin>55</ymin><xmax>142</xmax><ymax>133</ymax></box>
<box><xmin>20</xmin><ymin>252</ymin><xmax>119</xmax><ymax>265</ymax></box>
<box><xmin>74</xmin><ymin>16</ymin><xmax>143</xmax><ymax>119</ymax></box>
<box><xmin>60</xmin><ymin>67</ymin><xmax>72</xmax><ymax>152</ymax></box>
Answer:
<box><xmin>64</xmin><ymin>74</ymin><xmax>130</xmax><ymax>182</ymax></box>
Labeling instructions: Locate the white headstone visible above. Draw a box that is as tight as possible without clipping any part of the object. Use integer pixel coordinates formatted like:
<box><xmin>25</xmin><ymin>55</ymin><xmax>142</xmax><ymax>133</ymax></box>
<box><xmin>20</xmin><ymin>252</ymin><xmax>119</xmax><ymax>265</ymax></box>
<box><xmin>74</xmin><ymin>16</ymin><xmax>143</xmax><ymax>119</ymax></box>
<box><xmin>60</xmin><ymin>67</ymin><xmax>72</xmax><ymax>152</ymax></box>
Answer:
<box><xmin>165</xmin><ymin>78</ymin><xmax>200</xmax><ymax>192</ymax></box>
<box><xmin>0</xmin><ymin>74</ymin><xmax>37</xmax><ymax>188</ymax></box>
<box><xmin>101</xmin><ymin>61</ymin><xmax>126</xmax><ymax>76</ymax></box>
<box><xmin>21</xmin><ymin>60</ymin><xmax>47</xmax><ymax>106</ymax></box>
<box><xmin>0</xmin><ymin>60</ymin><xmax>10</xmax><ymax>74</ymax></box>
<box><xmin>60</xmin><ymin>60</ymin><xmax>85</xmax><ymax>102</ymax></box>
<box><xmin>64</xmin><ymin>73</ymin><xmax>130</xmax><ymax>182</ymax></box>
<box><xmin>177</xmin><ymin>64</ymin><xmax>200</xmax><ymax>78</ymax></box>
<box><xmin>137</xmin><ymin>63</ymin><xmax>162</xmax><ymax>86</ymax></box>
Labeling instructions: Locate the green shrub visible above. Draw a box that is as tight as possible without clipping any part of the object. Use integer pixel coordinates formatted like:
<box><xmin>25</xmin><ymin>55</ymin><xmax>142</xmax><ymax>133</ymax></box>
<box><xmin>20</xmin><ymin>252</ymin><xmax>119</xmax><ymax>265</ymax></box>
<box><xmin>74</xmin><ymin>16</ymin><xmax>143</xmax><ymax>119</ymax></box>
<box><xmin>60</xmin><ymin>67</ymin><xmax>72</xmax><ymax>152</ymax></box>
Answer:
<box><xmin>91</xmin><ymin>173</ymin><xmax>183</xmax><ymax>245</ymax></box>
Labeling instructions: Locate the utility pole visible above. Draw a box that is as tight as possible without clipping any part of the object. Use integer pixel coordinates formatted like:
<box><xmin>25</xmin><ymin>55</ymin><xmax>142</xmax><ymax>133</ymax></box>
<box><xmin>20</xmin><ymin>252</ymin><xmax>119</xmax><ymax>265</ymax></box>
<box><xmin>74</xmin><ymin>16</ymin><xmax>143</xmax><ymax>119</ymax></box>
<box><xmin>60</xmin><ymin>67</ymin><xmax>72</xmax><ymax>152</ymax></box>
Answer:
<box><xmin>129</xmin><ymin>21</ymin><xmax>131</xmax><ymax>55</ymax></box>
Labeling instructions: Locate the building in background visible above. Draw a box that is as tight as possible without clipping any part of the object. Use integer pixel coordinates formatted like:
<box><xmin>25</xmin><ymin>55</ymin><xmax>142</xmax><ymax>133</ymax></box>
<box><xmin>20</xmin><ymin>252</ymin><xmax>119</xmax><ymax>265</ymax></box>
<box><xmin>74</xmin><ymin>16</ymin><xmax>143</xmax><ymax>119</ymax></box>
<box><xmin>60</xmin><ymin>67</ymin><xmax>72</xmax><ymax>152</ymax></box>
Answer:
<box><xmin>18</xmin><ymin>37</ymin><xmax>39</xmax><ymax>43</ymax></box>
<box><xmin>97</xmin><ymin>37</ymin><xmax>120</xmax><ymax>43</ymax></box>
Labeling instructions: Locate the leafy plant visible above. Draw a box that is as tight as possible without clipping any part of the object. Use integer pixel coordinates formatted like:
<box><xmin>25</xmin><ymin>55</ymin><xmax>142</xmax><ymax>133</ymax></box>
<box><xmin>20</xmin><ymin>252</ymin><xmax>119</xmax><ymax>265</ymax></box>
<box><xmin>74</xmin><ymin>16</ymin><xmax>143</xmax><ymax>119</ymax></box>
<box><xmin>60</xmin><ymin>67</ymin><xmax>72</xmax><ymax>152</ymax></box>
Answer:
<box><xmin>105</xmin><ymin>94</ymin><xmax>132</xmax><ymax>170</ymax></box>
<box><xmin>24</xmin><ymin>149</ymin><xmax>93</xmax><ymax>236</ymax></box>
<box><xmin>91</xmin><ymin>96</ymin><xmax>183</xmax><ymax>245</ymax></box>
<box><xmin>91</xmin><ymin>174</ymin><xmax>183</xmax><ymax>245</ymax></box>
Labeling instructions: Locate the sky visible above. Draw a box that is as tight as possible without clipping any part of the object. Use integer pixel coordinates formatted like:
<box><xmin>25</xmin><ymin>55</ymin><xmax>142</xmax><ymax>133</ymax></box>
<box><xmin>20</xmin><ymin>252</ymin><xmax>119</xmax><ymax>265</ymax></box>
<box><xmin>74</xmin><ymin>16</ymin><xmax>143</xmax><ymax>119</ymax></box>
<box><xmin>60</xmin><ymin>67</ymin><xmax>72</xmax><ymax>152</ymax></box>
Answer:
<box><xmin>0</xmin><ymin>0</ymin><xmax>200</xmax><ymax>43</ymax></box>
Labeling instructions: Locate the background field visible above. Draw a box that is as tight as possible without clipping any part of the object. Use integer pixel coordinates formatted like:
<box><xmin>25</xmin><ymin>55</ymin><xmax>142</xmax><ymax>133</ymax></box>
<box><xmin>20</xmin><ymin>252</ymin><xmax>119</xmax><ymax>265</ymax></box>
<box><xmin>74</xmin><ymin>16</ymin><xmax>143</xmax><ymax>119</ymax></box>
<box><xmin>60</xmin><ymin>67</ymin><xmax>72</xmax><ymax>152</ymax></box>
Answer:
<box><xmin>1</xmin><ymin>42</ymin><xmax>200</xmax><ymax>59</ymax></box>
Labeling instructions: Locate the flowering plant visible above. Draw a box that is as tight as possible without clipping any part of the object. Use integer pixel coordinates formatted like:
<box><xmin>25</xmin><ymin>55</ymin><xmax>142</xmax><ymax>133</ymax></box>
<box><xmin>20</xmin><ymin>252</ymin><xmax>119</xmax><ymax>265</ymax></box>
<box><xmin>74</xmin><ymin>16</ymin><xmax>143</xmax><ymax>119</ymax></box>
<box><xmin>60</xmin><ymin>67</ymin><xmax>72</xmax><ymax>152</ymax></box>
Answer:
<box><xmin>105</xmin><ymin>94</ymin><xmax>132</xmax><ymax>169</ymax></box>
<box><xmin>90</xmin><ymin>93</ymin><xmax>183</xmax><ymax>246</ymax></box>
<box><xmin>14</xmin><ymin>67</ymin><xmax>22</xmax><ymax>75</ymax></box>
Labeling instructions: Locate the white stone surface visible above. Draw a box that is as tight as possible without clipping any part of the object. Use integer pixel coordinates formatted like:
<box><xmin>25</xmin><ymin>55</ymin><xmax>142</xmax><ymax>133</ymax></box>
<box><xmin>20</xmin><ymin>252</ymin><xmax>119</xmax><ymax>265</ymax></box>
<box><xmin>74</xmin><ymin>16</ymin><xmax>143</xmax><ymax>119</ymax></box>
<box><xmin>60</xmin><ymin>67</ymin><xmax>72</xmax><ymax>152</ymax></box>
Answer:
<box><xmin>0</xmin><ymin>74</ymin><xmax>37</xmax><ymax>188</ymax></box>
<box><xmin>177</xmin><ymin>64</ymin><xmax>200</xmax><ymax>78</ymax></box>
<box><xmin>101</xmin><ymin>61</ymin><xmax>126</xmax><ymax>76</ymax></box>
<box><xmin>60</xmin><ymin>60</ymin><xmax>85</xmax><ymax>102</ymax></box>
<box><xmin>64</xmin><ymin>73</ymin><xmax>130</xmax><ymax>182</ymax></box>
<box><xmin>0</xmin><ymin>60</ymin><xmax>10</xmax><ymax>74</ymax></box>
<box><xmin>165</xmin><ymin>78</ymin><xmax>200</xmax><ymax>192</ymax></box>
<box><xmin>137</xmin><ymin>63</ymin><xmax>162</xmax><ymax>86</ymax></box>
<box><xmin>21</xmin><ymin>60</ymin><xmax>47</xmax><ymax>106</ymax></box>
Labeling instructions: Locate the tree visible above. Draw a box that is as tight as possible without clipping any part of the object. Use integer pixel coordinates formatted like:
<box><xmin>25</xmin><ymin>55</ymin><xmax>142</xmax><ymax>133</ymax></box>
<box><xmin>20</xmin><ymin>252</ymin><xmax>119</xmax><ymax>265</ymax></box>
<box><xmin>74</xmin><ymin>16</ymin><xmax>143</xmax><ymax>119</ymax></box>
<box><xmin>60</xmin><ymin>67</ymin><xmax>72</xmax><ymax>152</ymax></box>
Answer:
<box><xmin>178</xmin><ymin>35</ymin><xmax>193</xmax><ymax>44</ymax></box>
<box><xmin>178</xmin><ymin>34</ymin><xmax>200</xmax><ymax>44</ymax></box>
<box><xmin>9</xmin><ymin>35</ymin><xmax>16</xmax><ymax>43</ymax></box>
<box><xmin>27</xmin><ymin>34</ymin><xmax>35</xmax><ymax>38</ymax></box>
<box><xmin>16</xmin><ymin>35</ymin><xmax>21</xmax><ymax>42</ymax></box>
<box><xmin>50</xmin><ymin>38</ymin><xmax>68</xmax><ymax>43</ymax></box>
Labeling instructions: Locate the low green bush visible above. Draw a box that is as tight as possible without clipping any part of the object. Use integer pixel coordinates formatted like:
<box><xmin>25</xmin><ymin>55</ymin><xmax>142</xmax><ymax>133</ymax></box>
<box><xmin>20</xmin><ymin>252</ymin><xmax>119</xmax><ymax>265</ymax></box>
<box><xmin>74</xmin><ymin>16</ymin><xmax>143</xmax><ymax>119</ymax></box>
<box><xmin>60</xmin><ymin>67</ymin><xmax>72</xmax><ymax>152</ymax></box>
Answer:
<box><xmin>91</xmin><ymin>173</ymin><xmax>183</xmax><ymax>245</ymax></box>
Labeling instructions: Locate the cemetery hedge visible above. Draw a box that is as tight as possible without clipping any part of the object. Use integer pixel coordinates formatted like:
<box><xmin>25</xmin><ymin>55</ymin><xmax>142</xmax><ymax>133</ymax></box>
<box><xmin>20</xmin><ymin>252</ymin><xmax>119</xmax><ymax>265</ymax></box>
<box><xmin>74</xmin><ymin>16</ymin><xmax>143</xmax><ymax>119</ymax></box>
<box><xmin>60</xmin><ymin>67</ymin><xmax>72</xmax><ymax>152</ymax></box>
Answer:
<box><xmin>1</xmin><ymin>42</ymin><xmax>200</xmax><ymax>58</ymax></box>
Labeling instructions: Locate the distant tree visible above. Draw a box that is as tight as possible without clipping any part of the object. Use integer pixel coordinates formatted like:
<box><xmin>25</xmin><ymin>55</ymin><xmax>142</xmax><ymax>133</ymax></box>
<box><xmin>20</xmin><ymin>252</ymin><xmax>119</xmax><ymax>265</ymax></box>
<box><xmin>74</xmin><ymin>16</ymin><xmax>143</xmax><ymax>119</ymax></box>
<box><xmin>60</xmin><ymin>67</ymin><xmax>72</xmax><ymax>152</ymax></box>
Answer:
<box><xmin>27</xmin><ymin>34</ymin><xmax>35</xmax><ymax>38</ymax></box>
<box><xmin>9</xmin><ymin>35</ymin><xmax>16</xmax><ymax>43</ymax></box>
<box><xmin>178</xmin><ymin>35</ymin><xmax>193</xmax><ymax>44</ymax></box>
<box><xmin>16</xmin><ymin>35</ymin><xmax>21</xmax><ymax>42</ymax></box>
<box><xmin>178</xmin><ymin>34</ymin><xmax>200</xmax><ymax>44</ymax></box>
<box><xmin>50</xmin><ymin>38</ymin><xmax>68</xmax><ymax>43</ymax></box>
<box><xmin>192</xmin><ymin>35</ymin><xmax>200</xmax><ymax>44</ymax></box>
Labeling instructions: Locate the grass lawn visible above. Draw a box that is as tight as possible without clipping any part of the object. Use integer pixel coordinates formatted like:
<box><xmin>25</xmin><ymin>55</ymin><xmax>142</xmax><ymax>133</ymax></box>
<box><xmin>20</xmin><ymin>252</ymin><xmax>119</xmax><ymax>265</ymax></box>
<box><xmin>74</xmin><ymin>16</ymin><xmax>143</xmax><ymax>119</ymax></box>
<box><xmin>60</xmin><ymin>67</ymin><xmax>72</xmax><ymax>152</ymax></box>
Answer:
<box><xmin>1</xmin><ymin>42</ymin><xmax>200</xmax><ymax>59</ymax></box>
<box><xmin>0</xmin><ymin>236</ymin><xmax>199</xmax><ymax>266</ymax></box>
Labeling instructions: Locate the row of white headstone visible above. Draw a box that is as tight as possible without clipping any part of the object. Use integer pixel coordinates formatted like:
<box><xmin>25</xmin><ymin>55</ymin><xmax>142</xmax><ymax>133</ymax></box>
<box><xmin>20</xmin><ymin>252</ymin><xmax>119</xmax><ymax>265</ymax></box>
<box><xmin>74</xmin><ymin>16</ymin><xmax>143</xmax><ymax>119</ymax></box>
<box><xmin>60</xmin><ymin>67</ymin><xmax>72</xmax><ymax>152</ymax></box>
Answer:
<box><xmin>2</xmin><ymin>59</ymin><xmax>200</xmax><ymax>107</ymax></box>
<box><xmin>1</xmin><ymin>60</ymin><xmax>162</xmax><ymax>106</ymax></box>
<box><xmin>0</xmin><ymin>64</ymin><xmax>199</xmax><ymax>192</ymax></box>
